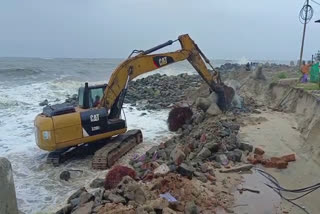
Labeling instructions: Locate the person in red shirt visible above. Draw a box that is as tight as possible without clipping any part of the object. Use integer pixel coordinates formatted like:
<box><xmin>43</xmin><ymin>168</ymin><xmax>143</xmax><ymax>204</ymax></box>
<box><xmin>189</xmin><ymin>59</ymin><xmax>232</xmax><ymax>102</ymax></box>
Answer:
<box><xmin>93</xmin><ymin>95</ymin><xmax>101</xmax><ymax>107</ymax></box>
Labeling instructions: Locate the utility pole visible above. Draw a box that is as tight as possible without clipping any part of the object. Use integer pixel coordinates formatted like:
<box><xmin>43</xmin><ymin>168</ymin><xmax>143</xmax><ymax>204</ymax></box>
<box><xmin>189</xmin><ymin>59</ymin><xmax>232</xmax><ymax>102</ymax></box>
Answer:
<box><xmin>299</xmin><ymin>0</ymin><xmax>310</xmax><ymax>69</ymax></box>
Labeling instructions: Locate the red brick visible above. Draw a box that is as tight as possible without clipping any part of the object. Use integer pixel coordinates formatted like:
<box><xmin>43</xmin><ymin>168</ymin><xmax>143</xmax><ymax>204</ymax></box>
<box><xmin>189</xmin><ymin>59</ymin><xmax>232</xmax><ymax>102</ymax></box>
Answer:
<box><xmin>254</xmin><ymin>147</ymin><xmax>265</xmax><ymax>155</ymax></box>
<box><xmin>200</xmin><ymin>133</ymin><xmax>207</xmax><ymax>142</ymax></box>
<box><xmin>254</xmin><ymin>154</ymin><xmax>264</xmax><ymax>163</ymax></box>
<box><xmin>276</xmin><ymin>160</ymin><xmax>288</xmax><ymax>169</ymax></box>
<box><xmin>280</xmin><ymin>154</ymin><xmax>296</xmax><ymax>162</ymax></box>
<box><xmin>264</xmin><ymin>160</ymin><xmax>277</xmax><ymax>168</ymax></box>
<box><xmin>270</xmin><ymin>157</ymin><xmax>282</xmax><ymax>162</ymax></box>
<box><xmin>247</xmin><ymin>155</ymin><xmax>259</xmax><ymax>164</ymax></box>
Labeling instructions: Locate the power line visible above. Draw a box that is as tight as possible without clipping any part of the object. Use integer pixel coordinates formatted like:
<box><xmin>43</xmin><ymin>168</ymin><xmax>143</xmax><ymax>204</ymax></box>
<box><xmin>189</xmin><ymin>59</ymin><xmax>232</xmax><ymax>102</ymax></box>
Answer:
<box><xmin>256</xmin><ymin>169</ymin><xmax>318</xmax><ymax>214</ymax></box>
<box><xmin>311</xmin><ymin>0</ymin><xmax>320</xmax><ymax>6</ymax></box>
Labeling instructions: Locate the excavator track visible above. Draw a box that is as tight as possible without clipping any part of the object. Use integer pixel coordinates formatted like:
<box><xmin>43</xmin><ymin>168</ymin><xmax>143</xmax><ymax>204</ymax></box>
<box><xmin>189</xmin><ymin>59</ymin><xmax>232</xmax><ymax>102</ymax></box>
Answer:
<box><xmin>46</xmin><ymin>141</ymin><xmax>107</xmax><ymax>166</ymax></box>
<box><xmin>47</xmin><ymin>149</ymin><xmax>68</xmax><ymax>166</ymax></box>
<box><xmin>92</xmin><ymin>129</ymin><xmax>143</xmax><ymax>170</ymax></box>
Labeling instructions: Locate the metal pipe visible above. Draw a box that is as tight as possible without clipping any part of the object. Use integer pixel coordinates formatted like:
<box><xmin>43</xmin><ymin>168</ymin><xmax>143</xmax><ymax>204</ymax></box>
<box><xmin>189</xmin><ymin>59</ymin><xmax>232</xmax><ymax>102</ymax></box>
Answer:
<box><xmin>143</xmin><ymin>40</ymin><xmax>175</xmax><ymax>55</ymax></box>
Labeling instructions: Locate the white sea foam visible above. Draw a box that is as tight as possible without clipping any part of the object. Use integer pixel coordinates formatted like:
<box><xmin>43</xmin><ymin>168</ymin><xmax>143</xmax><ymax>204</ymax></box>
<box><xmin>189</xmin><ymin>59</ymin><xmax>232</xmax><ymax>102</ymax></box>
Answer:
<box><xmin>0</xmin><ymin>78</ymin><xmax>171</xmax><ymax>213</ymax></box>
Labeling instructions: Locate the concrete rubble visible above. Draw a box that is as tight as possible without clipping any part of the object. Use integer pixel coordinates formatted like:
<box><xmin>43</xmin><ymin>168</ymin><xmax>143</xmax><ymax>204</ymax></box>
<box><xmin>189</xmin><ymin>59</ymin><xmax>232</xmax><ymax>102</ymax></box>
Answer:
<box><xmin>54</xmin><ymin>63</ymin><xmax>301</xmax><ymax>214</ymax></box>
<box><xmin>55</xmin><ymin>74</ymin><xmax>261</xmax><ymax>214</ymax></box>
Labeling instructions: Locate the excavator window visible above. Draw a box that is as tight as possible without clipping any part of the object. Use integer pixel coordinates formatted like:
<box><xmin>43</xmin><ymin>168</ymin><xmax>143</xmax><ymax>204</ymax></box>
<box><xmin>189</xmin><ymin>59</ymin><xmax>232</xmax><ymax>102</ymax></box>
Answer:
<box><xmin>78</xmin><ymin>84</ymin><xmax>107</xmax><ymax>109</ymax></box>
<box><xmin>89</xmin><ymin>88</ymin><xmax>104</xmax><ymax>108</ymax></box>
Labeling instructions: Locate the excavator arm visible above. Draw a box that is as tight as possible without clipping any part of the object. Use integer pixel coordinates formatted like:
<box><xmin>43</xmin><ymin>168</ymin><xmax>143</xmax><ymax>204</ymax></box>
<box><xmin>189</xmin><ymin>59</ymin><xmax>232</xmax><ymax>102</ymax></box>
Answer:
<box><xmin>101</xmin><ymin>34</ymin><xmax>230</xmax><ymax>119</ymax></box>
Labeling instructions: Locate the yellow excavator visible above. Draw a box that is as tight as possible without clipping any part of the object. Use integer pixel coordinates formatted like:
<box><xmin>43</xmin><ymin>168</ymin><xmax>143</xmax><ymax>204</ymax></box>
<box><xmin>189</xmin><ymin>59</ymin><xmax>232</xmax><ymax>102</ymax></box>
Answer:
<box><xmin>34</xmin><ymin>34</ymin><xmax>234</xmax><ymax>168</ymax></box>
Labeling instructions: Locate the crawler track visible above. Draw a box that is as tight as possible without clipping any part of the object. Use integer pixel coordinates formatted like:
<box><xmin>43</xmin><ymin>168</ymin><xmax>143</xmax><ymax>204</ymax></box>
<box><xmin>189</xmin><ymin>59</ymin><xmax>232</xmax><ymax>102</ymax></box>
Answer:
<box><xmin>92</xmin><ymin>129</ymin><xmax>143</xmax><ymax>169</ymax></box>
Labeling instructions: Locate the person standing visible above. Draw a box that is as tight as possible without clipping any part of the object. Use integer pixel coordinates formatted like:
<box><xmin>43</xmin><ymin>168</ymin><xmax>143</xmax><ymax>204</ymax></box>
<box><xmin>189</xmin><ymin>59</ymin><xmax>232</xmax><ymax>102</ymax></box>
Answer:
<box><xmin>301</xmin><ymin>61</ymin><xmax>311</xmax><ymax>83</ymax></box>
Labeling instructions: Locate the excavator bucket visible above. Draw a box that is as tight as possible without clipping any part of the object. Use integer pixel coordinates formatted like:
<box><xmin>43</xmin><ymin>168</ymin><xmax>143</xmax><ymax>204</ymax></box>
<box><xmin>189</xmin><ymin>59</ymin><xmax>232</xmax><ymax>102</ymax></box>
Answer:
<box><xmin>214</xmin><ymin>84</ymin><xmax>235</xmax><ymax>111</ymax></box>
<box><xmin>224</xmin><ymin>84</ymin><xmax>235</xmax><ymax>108</ymax></box>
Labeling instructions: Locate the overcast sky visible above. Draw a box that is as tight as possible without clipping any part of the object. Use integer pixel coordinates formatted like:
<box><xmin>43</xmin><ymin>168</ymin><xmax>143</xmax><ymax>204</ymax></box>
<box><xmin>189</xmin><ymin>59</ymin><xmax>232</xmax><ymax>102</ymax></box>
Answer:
<box><xmin>1</xmin><ymin>0</ymin><xmax>320</xmax><ymax>60</ymax></box>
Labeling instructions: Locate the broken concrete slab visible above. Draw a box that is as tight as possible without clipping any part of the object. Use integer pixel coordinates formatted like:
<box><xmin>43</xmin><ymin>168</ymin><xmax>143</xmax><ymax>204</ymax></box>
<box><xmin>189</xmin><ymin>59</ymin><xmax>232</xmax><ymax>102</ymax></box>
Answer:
<box><xmin>107</xmin><ymin>193</ymin><xmax>126</xmax><ymax>204</ymax></box>
<box><xmin>176</xmin><ymin>163</ymin><xmax>195</xmax><ymax>179</ymax></box>
<box><xmin>197</xmin><ymin>147</ymin><xmax>211</xmax><ymax>160</ymax></box>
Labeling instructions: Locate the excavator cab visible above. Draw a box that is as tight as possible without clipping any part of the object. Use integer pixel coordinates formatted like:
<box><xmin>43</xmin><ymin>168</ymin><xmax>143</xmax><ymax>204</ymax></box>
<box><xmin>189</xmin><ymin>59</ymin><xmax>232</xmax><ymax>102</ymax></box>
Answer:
<box><xmin>78</xmin><ymin>82</ymin><xmax>107</xmax><ymax>109</ymax></box>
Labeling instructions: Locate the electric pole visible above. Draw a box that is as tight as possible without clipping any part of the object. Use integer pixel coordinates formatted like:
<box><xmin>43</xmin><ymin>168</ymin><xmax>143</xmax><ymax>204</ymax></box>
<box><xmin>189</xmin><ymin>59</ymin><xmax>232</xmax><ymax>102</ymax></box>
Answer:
<box><xmin>299</xmin><ymin>0</ymin><xmax>310</xmax><ymax>69</ymax></box>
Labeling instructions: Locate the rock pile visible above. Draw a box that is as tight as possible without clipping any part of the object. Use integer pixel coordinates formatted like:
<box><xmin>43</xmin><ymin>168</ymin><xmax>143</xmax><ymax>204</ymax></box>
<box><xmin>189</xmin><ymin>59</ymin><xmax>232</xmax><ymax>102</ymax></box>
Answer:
<box><xmin>56</xmin><ymin>105</ymin><xmax>256</xmax><ymax>214</ymax></box>
<box><xmin>57</xmin><ymin>170</ymin><xmax>235</xmax><ymax>214</ymax></box>
<box><xmin>65</xmin><ymin>94</ymin><xmax>78</xmax><ymax>106</ymax></box>
<box><xmin>39</xmin><ymin>94</ymin><xmax>78</xmax><ymax>107</ymax></box>
<box><xmin>130</xmin><ymin>110</ymin><xmax>253</xmax><ymax>183</ymax></box>
<box><xmin>217</xmin><ymin>63</ymin><xmax>245</xmax><ymax>73</ymax></box>
<box><xmin>55</xmin><ymin>68</ymin><xmax>267</xmax><ymax>214</ymax></box>
<box><xmin>125</xmin><ymin>73</ymin><xmax>202</xmax><ymax>110</ymax></box>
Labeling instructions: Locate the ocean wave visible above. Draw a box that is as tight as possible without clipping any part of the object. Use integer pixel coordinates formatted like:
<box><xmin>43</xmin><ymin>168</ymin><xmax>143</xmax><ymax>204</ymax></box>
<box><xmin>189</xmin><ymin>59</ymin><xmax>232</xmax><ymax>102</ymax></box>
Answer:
<box><xmin>0</xmin><ymin>68</ymin><xmax>43</xmax><ymax>76</ymax></box>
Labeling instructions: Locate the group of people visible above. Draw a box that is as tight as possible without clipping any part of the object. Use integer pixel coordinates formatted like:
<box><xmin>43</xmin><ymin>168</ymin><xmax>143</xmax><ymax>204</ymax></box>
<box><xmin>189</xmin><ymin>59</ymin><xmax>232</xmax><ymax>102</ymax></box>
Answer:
<box><xmin>246</xmin><ymin>62</ymin><xmax>259</xmax><ymax>71</ymax></box>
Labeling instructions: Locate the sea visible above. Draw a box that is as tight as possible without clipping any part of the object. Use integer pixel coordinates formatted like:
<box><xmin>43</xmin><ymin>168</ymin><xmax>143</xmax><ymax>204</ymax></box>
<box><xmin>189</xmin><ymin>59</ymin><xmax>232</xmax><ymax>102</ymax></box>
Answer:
<box><xmin>0</xmin><ymin>57</ymin><xmax>290</xmax><ymax>213</ymax></box>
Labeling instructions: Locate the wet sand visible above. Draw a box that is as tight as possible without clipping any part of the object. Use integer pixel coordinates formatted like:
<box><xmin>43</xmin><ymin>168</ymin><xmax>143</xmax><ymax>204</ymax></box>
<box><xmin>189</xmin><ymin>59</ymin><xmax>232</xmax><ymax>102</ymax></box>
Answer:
<box><xmin>236</xmin><ymin>110</ymin><xmax>320</xmax><ymax>214</ymax></box>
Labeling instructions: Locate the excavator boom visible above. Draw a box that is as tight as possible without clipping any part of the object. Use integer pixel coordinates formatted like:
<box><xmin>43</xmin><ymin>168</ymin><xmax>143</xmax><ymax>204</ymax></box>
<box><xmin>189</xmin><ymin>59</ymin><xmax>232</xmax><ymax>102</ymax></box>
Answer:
<box><xmin>102</xmin><ymin>34</ymin><xmax>230</xmax><ymax>119</ymax></box>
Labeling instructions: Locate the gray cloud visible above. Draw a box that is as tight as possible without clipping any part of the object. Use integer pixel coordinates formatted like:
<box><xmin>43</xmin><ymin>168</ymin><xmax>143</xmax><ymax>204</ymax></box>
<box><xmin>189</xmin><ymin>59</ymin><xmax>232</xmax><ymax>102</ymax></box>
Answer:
<box><xmin>0</xmin><ymin>0</ymin><xmax>319</xmax><ymax>60</ymax></box>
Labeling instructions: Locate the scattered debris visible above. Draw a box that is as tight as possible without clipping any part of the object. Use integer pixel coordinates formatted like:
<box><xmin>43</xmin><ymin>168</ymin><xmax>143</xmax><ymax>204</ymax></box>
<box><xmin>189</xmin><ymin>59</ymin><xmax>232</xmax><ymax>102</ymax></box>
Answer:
<box><xmin>55</xmin><ymin>70</ymin><xmax>301</xmax><ymax>214</ymax></box>
<box><xmin>159</xmin><ymin>193</ymin><xmax>177</xmax><ymax>203</ymax></box>
<box><xmin>237</xmin><ymin>187</ymin><xmax>260</xmax><ymax>194</ymax></box>
<box><xmin>219</xmin><ymin>164</ymin><xmax>254</xmax><ymax>173</ymax></box>
<box><xmin>248</xmin><ymin>153</ymin><xmax>296</xmax><ymax>169</ymax></box>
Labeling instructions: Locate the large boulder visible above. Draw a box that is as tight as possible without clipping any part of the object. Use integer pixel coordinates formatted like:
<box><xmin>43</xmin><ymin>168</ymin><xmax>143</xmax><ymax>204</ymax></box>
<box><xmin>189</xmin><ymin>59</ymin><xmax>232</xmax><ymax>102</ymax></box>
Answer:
<box><xmin>208</xmin><ymin>92</ymin><xmax>218</xmax><ymax>104</ymax></box>
<box><xmin>104</xmin><ymin>165</ymin><xmax>136</xmax><ymax>190</ymax></box>
<box><xmin>78</xmin><ymin>192</ymin><xmax>94</xmax><ymax>205</ymax></box>
<box><xmin>116</xmin><ymin>176</ymin><xmax>146</xmax><ymax>205</ymax></box>
<box><xmin>154</xmin><ymin>164</ymin><xmax>170</xmax><ymax>176</ymax></box>
<box><xmin>176</xmin><ymin>163</ymin><xmax>195</xmax><ymax>179</ymax></box>
<box><xmin>72</xmin><ymin>201</ymin><xmax>94</xmax><ymax>214</ymax></box>
<box><xmin>89</xmin><ymin>178</ymin><xmax>104</xmax><ymax>188</ymax></box>
<box><xmin>149</xmin><ymin>198</ymin><xmax>169</xmax><ymax>210</ymax></box>
<box><xmin>185</xmin><ymin>201</ymin><xmax>199</xmax><ymax>214</ymax></box>
<box><xmin>206</xmin><ymin>103</ymin><xmax>222</xmax><ymax>116</ymax></box>
<box><xmin>167</xmin><ymin>107</ymin><xmax>193</xmax><ymax>132</ymax></box>
<box><xmin>195</xmin><ymin>97</ymin><xmax>211</xmax><ymax>112</ymax></box>
<box><xmin>55</xmin><ymin>204</ymin><xmax>72</xmax><ymax>214</ymax></box>
<box><xmin>0</xmin><ymin>158</ymin><xmax>18</xmax><ymax>214</ymax></box>
<box><xmin>68</xmin><ymin>187</ymin><xmax>86</xmax><ymax>203</ymax></box>
<box><xmin>170</xmin><ymin>145</ymin><xmax>186</xmax><ymax>165</ymax></box>
<box><xmin>197</xmin><ymin>147</ymin><xmax>211</xmax><ymax>160</ymax></box>
<box><xmin>108</xmin><ymin>193</ymin><xmax>126</xmax><ymax>204</ymax></box>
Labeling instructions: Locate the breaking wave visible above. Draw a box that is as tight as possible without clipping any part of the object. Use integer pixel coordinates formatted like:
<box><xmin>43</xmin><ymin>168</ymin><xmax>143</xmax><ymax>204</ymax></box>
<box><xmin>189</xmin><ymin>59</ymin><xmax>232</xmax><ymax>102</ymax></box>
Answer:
<box><xmin>0</xmin><ymin>68</ymin><xmax>43</xmax><ymax>77</ymax></box>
